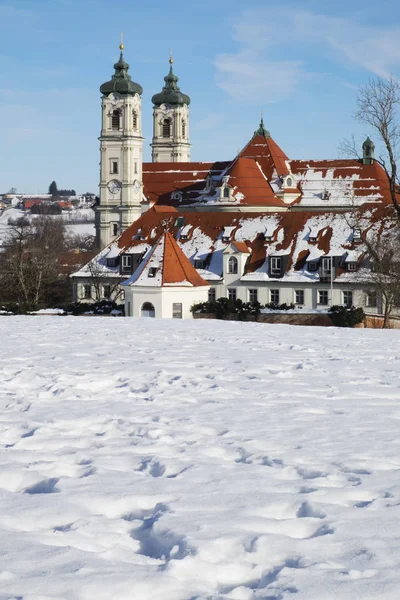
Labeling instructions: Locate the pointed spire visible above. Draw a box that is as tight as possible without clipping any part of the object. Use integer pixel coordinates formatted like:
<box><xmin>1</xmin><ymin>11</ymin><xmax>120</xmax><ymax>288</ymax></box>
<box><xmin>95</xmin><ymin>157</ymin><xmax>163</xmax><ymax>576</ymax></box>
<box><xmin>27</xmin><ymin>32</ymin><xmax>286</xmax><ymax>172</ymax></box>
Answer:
<box><xmin>254</xmin><ymin>113</ymin><xmax>270</xmax><ymax>138</ymax></box>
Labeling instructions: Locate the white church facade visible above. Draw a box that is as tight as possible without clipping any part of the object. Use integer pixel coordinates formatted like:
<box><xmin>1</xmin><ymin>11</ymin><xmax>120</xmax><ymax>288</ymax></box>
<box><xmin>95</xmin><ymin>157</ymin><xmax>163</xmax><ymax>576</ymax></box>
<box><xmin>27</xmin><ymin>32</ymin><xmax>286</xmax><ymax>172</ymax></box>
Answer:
<box><xmin>71</xmin><ymin>44</ymin><xmax>399</xmax><ymax>319</ymax></box>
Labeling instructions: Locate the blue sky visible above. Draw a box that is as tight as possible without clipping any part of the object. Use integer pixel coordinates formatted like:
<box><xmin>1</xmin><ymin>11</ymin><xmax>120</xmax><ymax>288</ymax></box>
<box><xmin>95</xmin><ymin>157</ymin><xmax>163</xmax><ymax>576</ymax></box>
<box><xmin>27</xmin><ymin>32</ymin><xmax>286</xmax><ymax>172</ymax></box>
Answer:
<box><xmin>1</xmin><ymin>0</ymin><xmax>400</xmax><ymax>194</ymax></box>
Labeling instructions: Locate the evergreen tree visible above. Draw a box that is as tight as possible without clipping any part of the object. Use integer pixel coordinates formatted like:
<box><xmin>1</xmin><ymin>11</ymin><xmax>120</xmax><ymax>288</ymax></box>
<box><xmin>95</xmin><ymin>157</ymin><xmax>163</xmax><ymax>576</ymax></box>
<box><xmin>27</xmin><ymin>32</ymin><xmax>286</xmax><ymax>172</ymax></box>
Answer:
<box><xmin>49</xmin><ymin>181</ymin><xmax>58</xmax><ymax>196</ymax></box>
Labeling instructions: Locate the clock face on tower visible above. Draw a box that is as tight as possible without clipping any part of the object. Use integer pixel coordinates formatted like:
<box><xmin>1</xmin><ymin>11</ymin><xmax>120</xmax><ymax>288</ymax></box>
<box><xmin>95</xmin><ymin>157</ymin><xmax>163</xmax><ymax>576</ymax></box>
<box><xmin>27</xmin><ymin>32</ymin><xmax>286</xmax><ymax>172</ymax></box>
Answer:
<box><xmin>109</xmin><ymin>92</ymin><xmax>121</xmax><ymax>106</ymax></box>
<box><xmin>107</xmin><ymin>179</ymin><xmax>122</xmax><ymax>194</ymax></box>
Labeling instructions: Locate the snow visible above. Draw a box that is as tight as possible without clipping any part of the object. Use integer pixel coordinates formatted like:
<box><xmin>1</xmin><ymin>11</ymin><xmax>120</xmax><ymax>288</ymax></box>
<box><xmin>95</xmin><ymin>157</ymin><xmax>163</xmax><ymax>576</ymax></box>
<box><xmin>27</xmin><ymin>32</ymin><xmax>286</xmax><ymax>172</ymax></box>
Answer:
<box><xmin>1</xmin><ymin>317</ymin><xmax>400</xmax><ymax>599</ymax></box>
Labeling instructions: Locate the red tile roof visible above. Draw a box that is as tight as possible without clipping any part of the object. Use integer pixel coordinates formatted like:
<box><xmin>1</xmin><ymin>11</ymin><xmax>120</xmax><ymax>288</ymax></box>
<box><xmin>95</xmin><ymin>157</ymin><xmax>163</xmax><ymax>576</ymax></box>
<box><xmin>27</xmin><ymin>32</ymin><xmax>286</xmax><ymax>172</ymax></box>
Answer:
<box><xmin>239</xmin><ymin>134</ymin><xmax>290</xmax><ymax>179</ymax></box>
<box><xmin>224</xmin><ymin>157</ymin><xmax>285</xmax><ymax>207</ymax></box>
<box><xmin>163</xmin><ymin>232</ymin><xmax>208</xmax><ymax>286</ymax></box>
<box><xmin>125</xmin><ymin>230</ymin><xmax>208</xmax><ymax>287</ymax></box>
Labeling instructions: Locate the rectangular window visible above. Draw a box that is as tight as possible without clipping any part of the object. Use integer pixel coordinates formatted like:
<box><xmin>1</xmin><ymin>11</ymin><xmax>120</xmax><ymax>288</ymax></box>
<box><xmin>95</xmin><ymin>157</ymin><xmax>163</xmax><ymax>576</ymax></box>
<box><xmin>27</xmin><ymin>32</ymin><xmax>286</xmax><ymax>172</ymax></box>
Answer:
<box><xmin>83</xmin><ymin>284</ymin><xmax>91</xmax><ymax>299</ymax></box>
<box><xmin>270</xmin><ymin>289</ymin><xmax>280</xmax><ymax>304</ymax></box>
<box><xmin>121</xmin><ymin>255</ymin><xmax>132</xmax><ymax>268</ymax></box>
<box><xmin>308</xmin><ymin>262</ymin><xmax>318</xmax><ymax>272</ymax></box>
<box><xmin>174</xmin><ymin>217</ymin><xmax>185</xmax><ymax>227</ymax></box>
<box><xmin>103</xmin><ymin>285</ymin><xmax>111</xmax><ymax>299</ymax></box>
<box><xmin>208</xmin><ymin>288</ymin><xmax>216</xmax><ymax>302</ymax></box>
<box><xmin>321</xmin><ymin>257</ymin><xmax>332</xmax><ymax>275</ymax></box>
<box><xmin>194</xmin><ymin>259</ymin><xmax>204</xmax><ymax>269</ymax></box>
<box><xmin>249</xmin><ymin>289</ymin><xmax>258</xmax><ymax>303</ymax></box>
<box><xmin>111</xmin><ymin>161</ymin><xmax>118</xmax><ymax>174</ymax></box>
<box><xmin>318</xmin><ymin>290</ymin><xmax>328</xmax><ymax>305</ymax></box>
<box><xmin>295</xmin><ymin>290</ymin><xmax>305</xmax><ymax>305</ymax></box>
<box><xmin>343</xmin><ymin>291</ymin><xmax>353</xmax><ymax>307</ymax></box>
<box><xmin>366</xmin><ymin>291</ymin><xmax>377</xmax><ymax>307</ymax></box>
<box><xmin>347</xmin><ymin>262</ymin><xmax>357</xmax><ymax>271</ymax></box>
<box><xmin>172</xmin><ymin>303</ymin><xmax>182</xmax><ymax>319</ymax></box>
<box><xmin>228</xmin><ymin>288</ymin><xmax>237</xmax><ymax>302</ymax></box>
<box><xmin>113</xmin><ymin>223</ymin><xmax>119</xmax><ymax>237</ymax></box>
<box><xmin>106</xmin><ymin>257</ymin><xmax>119</xmax><ymax>268</ymax></box>
<box><xmin>148</xmin><ymin>267</ymin><xmax>157</xmax><ymax>278</ymax></box>
<box><xmin>270</xmin><ymin>256</ymin><xmax>282</xmax><ymax>276</ymax></box>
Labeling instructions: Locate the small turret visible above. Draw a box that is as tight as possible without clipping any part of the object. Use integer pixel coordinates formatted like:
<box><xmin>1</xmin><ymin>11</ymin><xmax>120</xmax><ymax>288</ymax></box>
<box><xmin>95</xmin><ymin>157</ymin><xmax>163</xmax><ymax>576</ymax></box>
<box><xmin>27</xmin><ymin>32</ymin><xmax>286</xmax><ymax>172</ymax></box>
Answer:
<box><xmin>362</xmin><ymin>136</ymin><xmax>375</xmax><ymax>165</ymax></box>
<box><xmin>254</xmin><ymin>115</ymin><xmax>270</xmax><ymax>138</ymax></box>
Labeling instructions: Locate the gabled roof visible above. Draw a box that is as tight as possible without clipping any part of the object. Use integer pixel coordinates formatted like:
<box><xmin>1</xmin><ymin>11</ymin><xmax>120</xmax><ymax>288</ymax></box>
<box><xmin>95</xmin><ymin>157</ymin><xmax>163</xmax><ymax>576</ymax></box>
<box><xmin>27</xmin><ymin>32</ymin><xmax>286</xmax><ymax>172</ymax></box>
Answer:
<box><xmin>124</xmin><ymin>230</ymin><xmax>208</xmax><ymax>288</ymax></box>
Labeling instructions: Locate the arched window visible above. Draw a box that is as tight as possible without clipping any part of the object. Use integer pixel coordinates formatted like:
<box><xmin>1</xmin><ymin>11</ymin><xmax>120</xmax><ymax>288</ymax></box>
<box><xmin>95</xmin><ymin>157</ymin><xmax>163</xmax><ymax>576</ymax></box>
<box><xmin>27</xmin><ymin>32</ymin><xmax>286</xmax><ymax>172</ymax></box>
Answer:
<box><xmin>111</xmin><ymin>110</ymin><xmax>120</xmax><ymax>130</ymax></box>
<box><xmin>141</xmin><ymin>302</ymin><xmax>155</xmax><ymax>318</ymax></box>
<box><xmin>182</xmin><ymin>120</ymin><xmax>186</xmax><ymax>138</ymax></box>
<box><xmin>162</xmin><ymin>118</ymin><xmax>171</xmax><ymax>138</ymax></box>
<box><xmin>228</xmin><ymin>256</ymin><xmax>238</xmax><ymax>274</ymax></box>
<box><xmin>223</xmin><ymin>186</ymin><xmax>230</xmax><ymax>199</ymax></box>
<box><xmin>132</xmin><ymin>110</ymin><xmax>138</xmax><ymax>129</ymax></box>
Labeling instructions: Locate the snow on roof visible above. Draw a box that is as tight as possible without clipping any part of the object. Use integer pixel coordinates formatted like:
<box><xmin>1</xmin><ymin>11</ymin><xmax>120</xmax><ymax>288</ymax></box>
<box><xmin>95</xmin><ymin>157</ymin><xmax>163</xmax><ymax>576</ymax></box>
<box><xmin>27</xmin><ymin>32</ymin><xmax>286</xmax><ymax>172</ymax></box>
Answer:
<box><xmin>124</xmin><ymin>231</ymin><xmax>208</xmax><ymax>288</ymax></box>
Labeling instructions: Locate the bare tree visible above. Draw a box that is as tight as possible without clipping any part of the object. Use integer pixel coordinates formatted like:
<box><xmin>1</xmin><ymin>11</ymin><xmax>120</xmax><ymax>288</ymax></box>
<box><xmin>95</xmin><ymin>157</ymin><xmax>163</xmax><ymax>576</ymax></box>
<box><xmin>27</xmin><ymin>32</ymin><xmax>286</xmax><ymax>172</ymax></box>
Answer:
<box><xmin>353</xmin><ymin>225</ymin><xmax>400</xmax><ymax>328</ymax></box>
<box><xmin>0</xmin><ymin>216</ymin><xmax>68</xmax><ymax>309</ymax></box>
<box><xmin>86</xmin><ymin>259</ymin><xmax>124</xmax><ymax>303</ymax></box>
<box><xmin>341</xmin><ymin>76</ymin><xmax>400</xmax><ymax>220</ymax></box>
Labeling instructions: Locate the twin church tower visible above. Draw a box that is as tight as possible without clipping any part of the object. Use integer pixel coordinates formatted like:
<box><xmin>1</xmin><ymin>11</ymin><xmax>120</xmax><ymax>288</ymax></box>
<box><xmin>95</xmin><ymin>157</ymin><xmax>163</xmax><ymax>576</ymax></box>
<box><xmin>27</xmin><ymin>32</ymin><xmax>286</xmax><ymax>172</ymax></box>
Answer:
<box><xmin>96</xmin><ymin>42</ymin><xmax>191</xmax><ymax>248</ymax></box>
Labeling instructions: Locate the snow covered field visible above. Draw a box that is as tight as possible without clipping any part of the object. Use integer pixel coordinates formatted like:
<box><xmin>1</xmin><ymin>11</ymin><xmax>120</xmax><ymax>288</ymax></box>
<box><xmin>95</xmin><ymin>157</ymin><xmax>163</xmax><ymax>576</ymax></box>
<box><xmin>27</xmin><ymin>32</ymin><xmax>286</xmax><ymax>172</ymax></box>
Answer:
<box><xmin>1</xmin><ymin>317</ymin><xmax>400</xmax><ymax>600</ymax></box>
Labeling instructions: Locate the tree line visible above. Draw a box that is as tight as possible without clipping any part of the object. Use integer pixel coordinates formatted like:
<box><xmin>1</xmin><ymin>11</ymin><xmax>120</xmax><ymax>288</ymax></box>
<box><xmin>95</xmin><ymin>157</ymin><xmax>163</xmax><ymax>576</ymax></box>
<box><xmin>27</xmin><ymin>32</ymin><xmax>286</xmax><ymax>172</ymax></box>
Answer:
<box><xmin>0</xmin><ymin>216</ymin><xmax>94</xmax><ymax>311</ymax></box>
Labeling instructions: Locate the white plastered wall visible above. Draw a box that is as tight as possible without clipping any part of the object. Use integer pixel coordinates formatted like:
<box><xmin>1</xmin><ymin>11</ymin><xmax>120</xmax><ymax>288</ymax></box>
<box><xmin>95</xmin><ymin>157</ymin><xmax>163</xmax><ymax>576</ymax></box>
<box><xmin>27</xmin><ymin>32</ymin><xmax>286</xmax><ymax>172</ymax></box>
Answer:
<box><xmin>124</xmin><ymin>285</ymin><xmax>209</xmax><ymax>318</ymax></box>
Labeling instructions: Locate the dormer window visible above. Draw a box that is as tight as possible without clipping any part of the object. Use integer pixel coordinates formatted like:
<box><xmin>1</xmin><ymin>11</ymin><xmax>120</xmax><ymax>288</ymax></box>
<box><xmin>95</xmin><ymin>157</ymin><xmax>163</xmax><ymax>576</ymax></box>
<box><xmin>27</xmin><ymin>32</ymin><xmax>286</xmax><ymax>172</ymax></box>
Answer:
<box><xmin>321</xmin><ymin>257</ymin><xmax>332</xmax><ymax>275</ymax></box>
<box><xmin>148</xmin><ymin>267</ymin><xmax>157</xmax><ymax>278</ymax></box>
<box><xmin>270</xmin><ymin>256</ymin><xmax>282</xmax><ymax>276</ymax></box>
<box><xmin>228</xmin><ymin>256</ymin><xmax>238</xmax><ymax>274</ymax></box>
<box><xmin>162</xmin><ymin>118</ymin><xmax>171</xmax><ymax>138</ymax></box>
<box><xmin>194</xmin><ymin>259</ymin><xmax>204</xmax><ymax>269</ymax></box>
<box><xmin>308</xmin><ymin>261</ymin><xmax>318</xmax><ymax>272</ymax></box>
<box><xmin>347</xmin><ymin>262</ymin><xmax>357</xmax><ymax>272</ymax></box>
<box><xmin>321</xmin><ymin>190</ymin><xmax>331</xmax><ymax>200</ymax></box>
<box><xmin>111</xmin><ymin>110</ymin><xmax>121</xmax><ymax>130</ymax></box>
<box><xmin>174</xmin><ymin>216</ymin><xmax>185</xmax><ymax>227</ymax></box>
<box><xmin>223</xmin><ymin>186</ymin><xmax>230</xmax><ymax>199</ymax></box>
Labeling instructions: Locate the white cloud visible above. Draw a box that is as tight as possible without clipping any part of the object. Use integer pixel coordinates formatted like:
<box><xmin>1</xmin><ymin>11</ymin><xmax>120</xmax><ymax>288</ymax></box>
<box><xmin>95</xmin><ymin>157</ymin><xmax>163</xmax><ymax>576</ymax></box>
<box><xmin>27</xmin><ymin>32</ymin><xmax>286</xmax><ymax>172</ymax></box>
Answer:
<box><xmin>215</xmin><ymin>7</ymin><xmax>400</xmax><ymax>103</ymax></box>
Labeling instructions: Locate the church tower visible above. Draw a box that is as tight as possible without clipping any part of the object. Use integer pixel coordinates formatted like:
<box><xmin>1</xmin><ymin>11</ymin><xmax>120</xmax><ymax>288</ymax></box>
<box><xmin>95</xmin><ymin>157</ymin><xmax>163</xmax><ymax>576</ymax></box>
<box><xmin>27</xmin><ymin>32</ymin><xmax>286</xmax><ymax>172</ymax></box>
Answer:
<box><xmin>96</xmin><ymin>41</ymin><xmax>144</xmax><ymax>249</ymax></box>
<box><xmin>151</xmin><ymin>54</ymin><xmax>191</xmax><ymax>162</ymax></box>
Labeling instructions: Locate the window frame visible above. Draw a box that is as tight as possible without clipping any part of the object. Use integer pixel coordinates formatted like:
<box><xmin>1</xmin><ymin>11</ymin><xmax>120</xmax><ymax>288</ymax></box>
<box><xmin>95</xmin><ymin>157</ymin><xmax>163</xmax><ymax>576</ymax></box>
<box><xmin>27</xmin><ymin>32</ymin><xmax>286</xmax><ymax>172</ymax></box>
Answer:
<box><xmin>295</xmin><ymin>289</ymin><xmax>305</xmax><ymax>305</ymax></box>
<box><xmin>228</xmin><ymin>256</ymin><xmax>238</xmax><ymax>274</ymax></box>
<box><xmin>162</xmin><ymin>118</ymin><xmax>171</xmax><ymax>138</ymax></box>
<box><xmin>208</xmin><ymin>288</ymin><xmax>216</xmax><ymax>302</ymax></box>
<box><xmin>249</xmin><ymin>288</ymin><xmax>258</xmax><ymax>303</ymax></box>
<box><xmin>270</xmin><ymin>256</ymin><xmax>282</xmax><ymax>276</ymax></box>
<box><xmin>228</xmin><ymin>288</ymin><xmax>237</xmax><ymax>302</ymax></box>
<box><xmin>111</xmin><ymin>161</ymin><xmax>118</xmax><ymax>175</ymax></box>
<box><xmin>121</xmin><ymin>255</ymin><xmax>132</xmax><ymax>268</ymax></box>
<box><xmin>343</xmin><ymin>290</ymin><xmax>353</xmax><ymax>307</ymax></box>
<box><xmin>347</xmin><ymin>262</ymin><xmax>357</xmax><ymax>272</ymax></box>
<box><xmin>317</xmin><ymin>289</ymin><xmax>329</xmax><ymax>305</ymax></box>
<box><xmin>270</xmin><ymin>289</ymin><xmax>280</xmax><ymax>304</ymax></box>
<box><xmin>172</xmin><ymin>303</ymin><xmax>183</xmax><ymax>319</ymax></box>
<box><xmin>103</xmin><ymin>285</ymin><xmax>111</xmax><ymax>299</ymax></box>
<box><xmin>148</xmin><ymin>267</ymin><xmax>157</xmax><ymax>278</ymax></box>
<box><xmin>321</xmin><ymin>257</ymin><xmax>332</xmax><ymax>275</ymax></box>
<box><xmin>111</xmin><ymin>109</ymin><xmax>121</xmax><ymax>131</ymax></box>
<box><xmin>83</xmin><ymin>284</ymin><xmax>91</xmax><ymax>300</ymax></box>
